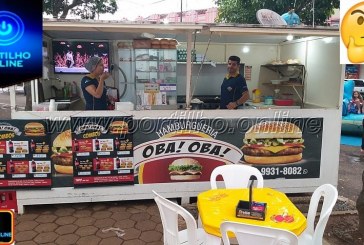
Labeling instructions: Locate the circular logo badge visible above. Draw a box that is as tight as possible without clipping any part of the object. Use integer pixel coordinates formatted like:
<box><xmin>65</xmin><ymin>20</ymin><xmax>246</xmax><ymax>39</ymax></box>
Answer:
<box><xmin>0</xmin><ymin>11</ymin><xmax>24</xmax><ymax>46</ymax></box>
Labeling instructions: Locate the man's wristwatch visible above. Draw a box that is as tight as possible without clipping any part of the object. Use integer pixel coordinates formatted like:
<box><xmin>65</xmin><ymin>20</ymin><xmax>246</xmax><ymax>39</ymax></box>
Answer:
<box><xmin>235</xmin><ymin>101</ymin><xmax>240</xmax><ymax>107</ymax></box>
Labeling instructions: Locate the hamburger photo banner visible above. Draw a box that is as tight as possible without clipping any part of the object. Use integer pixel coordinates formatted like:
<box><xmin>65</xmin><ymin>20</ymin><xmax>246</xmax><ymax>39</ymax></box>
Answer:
<box><xmin>0</xmin><ymin>120</ymin><xmax>51</xmax><ymax>188</ymax></box>
<box><xmin>240</xmin><ymin>119</ymin><xmax>322</xmax><ymax>179</ymax></box>
<box><xmin>133</xmin><ymin>113</ymin><xmax>323</xmax><ymax>183</ymax></box>
<box><xmin>70</xmin><ymin>116</ymin><xmax>134</xmax><ymax>187</ymax></box>
<box><xmin>49</xmin><ymin>120</ymin><xmax>74</xmax><ymax>188</ymax></box>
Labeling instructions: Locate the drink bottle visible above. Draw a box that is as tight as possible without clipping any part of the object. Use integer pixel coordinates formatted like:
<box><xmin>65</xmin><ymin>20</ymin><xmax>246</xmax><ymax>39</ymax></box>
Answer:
<box><xmin>30</xmin><ymin>139</ymin><xmax>35</xmax><ymax>152</ymax></box>
<box><xmin>31</xmin><ymin>159</ymin><xmax>36</xmax><ymax>172</ymax></box>
<box><xmin>9</xmin><ymin>140</ymin><xmax>14</xmax><ymax>153</ymax></box>
<box><xmin>116</xmin><ymin>157</ymin><xmax>121</xmax><ymax>168</ymax></box>
<box><xmin>75</xmin><ymin>158</ymin><xmax>80</xmax><ymax>170</ymax></box>
<box><xmin>115</xmin><ymin>137</ymin><xmax>120</xmax><ymax>150</ymax></box>
<box><xmin>95</xmin><ymin>138</ymin><xmax>100</xmax><ymax>151</ymax></box>
<box><xmin>74</xmin><ymin>139</ymin><xmax>79</xmax><ymax>151</ymax></box>
<box><xmin>9</xmin><ymin>160</ymin><xmax>14</xmax><ymax>173</ymax></box>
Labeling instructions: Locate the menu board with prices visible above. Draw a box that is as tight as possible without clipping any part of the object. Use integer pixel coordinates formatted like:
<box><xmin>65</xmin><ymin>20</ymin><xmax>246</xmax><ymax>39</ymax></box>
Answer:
<box><xmin>71</xmin><ymin>116</ymin><xmax>134</xmax><ymax>187</ymax></box>
<box><xmin>0</xmin><ymin>120</ymin><xmax>51</xmax><ymax>188</ymax></box>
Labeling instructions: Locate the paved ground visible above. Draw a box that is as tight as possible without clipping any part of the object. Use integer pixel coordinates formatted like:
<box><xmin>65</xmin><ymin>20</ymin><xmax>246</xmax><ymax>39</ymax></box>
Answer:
<box><xmin>15</xmin><ymin>198</ymin><xmax>334</xmax><ymax>245</ymax></box>
<box><xmin>323</xmin><ymin>144</ymin><xmax>363</xmax><ymax>245</ymax></box>
<box><xmin>15</xmin><ymin>200</ymin><xmax>164</xmax><ymax>245</ymax></box>
<box><xmin>338</xmin><ymin>144</ymin><xmax>363</xmax><ymax>202</ymax></box>
<box><xmin>0</xmin><ymin>89</ymin><xmax>26</xmax><ymax>119</ymax></box>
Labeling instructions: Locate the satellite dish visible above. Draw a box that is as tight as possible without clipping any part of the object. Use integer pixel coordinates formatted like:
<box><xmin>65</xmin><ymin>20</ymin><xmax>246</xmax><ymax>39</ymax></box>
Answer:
<box><xmin>256</xmin><ymin>9</ymin><xmax>287</xmax><ymax>26</ymax></box>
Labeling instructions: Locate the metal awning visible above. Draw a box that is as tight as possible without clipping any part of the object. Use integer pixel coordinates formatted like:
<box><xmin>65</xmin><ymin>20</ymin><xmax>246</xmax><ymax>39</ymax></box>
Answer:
<box><xmin>43</xmin><ymin>19</ymin><xmax>339</xmax><ymax>43</ymax></box>
<box><xmin>43</xmin><ymin>19</ymin><xmax>205</xmax><ymax>40</ymax></box>
<box><xmin>209</xmin><ymin>24</ymin><xmax>339</xmax><ymax>37</ymax></box>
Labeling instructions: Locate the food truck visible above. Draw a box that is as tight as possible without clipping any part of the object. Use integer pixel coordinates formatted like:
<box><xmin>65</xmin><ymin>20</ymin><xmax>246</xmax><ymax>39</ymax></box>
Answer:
<box><xmin>6</xmin><ymin>20</ymin><xmax>342</xmax><ymax>213</ymax></box>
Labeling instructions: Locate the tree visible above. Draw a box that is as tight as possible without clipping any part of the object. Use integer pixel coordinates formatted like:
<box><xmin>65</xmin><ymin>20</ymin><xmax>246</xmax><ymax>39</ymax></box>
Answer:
<box><xmin>43</xmin><ymin>0</ymin><xmax>118</xmax><ymax>19</ymax></box>
<box><xmin>214</xmin><ymin>0</ymin><xmax>339</xmax><ymax>26</ymax></box>
<box><xmin>71</xmin><ymin>0</ymin><xmax>118</xmax><ymax>19</ymax></box>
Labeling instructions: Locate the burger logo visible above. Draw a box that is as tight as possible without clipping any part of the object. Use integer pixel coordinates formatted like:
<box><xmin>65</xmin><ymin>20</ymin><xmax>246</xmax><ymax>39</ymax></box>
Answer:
<box><xmin>242</xmin><ymin>121</ymin><xmax>304</xmax><ymax>164</ymax></box>
<box><xmin>168</xmin><ymin>158</ymin><xmax>202</xmax><ymax>181</ymax></box>
<box><xmin>51</xmin><ymin>130</ymin><xmax>73</xmax><ymax>174</ymax></box>
<box><xmin>109</xmin><ymin>121</ymin><xmax>128</xmax><ymax>134</ymax></box>
<box><xmin>24</xmin><ymin>122</ymin><xmax>45</xmax><ymax>136</ymax></box>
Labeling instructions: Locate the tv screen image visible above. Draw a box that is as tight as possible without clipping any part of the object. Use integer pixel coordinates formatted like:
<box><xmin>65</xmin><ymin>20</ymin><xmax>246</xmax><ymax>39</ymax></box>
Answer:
<box><xmin>52</xmin><ymin>40</ymin><xmax>109</xmax><ymax>74</ymax></box>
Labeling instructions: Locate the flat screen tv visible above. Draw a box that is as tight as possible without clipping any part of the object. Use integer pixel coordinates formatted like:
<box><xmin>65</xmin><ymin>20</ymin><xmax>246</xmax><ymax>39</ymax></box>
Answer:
<box><xmin>52</xmin><ymin>40</ymin><xmax>109</xmax><ymax>74</ymax></box>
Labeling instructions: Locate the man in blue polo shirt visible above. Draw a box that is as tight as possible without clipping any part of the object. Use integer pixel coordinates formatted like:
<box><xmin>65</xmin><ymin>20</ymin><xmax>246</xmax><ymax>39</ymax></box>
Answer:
<box><xmin>220</xmin><ymin>56</ymin><xmax>249</xmax><ymax>109</ymax></box>
<box><xmin>281</xmin><ymin>8</ymin><xmax>300</xmax><ymax>26</ymax></box>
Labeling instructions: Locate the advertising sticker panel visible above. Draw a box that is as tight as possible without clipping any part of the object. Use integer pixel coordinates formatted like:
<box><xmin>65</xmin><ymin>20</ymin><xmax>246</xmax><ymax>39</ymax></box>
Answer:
<box><xmin>0</xmin><ymin>120</ymin><xmax>51</xmax><ymax>188</ymax></box>
<box><xmin>133</xmin><ymin>112</ymin><xmax>323</xmax><ymax>183</ymax></box>
<box><xmin>71</xmin><ymin>116</ymin><xmax>134</xmax><ymax>187</ymax></box>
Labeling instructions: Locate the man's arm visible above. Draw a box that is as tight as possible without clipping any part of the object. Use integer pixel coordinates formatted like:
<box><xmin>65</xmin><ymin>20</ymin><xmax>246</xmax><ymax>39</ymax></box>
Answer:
<box><xmin>236</xmin><ymin>90</ymin><xmax>250</xmax><ymax>105</ymax></box>
<box><xmin>227</xmin><ymin>90</ymin><xmax>249</xmax><ymax>109</ymax></box>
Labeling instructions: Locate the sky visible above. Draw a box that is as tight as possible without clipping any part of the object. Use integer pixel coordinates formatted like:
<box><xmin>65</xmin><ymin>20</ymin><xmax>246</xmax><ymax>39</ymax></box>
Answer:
<box><xmin>99</xmin><ymin>0</ymin><xmax>217</xmax><ymax>20</ymax></box>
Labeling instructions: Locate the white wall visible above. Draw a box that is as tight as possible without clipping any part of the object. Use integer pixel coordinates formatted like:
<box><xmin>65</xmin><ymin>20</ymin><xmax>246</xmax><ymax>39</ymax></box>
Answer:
<box><xmin>226</xmin><ymin>43</ymin><xmax>279</xmax><ymax>95</ymax></box>
<box><xmin>177</xmin><ymin>43</ymin><xmax>279</xmax><ymax>96</ymax></box>
<box><xmin>194</xmin><ymin>43</ymin><xmax>226</xmax><ymax>62</ymax></box>
<box><xmin>280</xmin><ymin>37</ymin><xmax>341</xmax><ymax>108</ymax></box>
<box><xmin>305</xmin><ymin>38</ymin><xmax>341</xmax><ymax>107</ymax></box>
<box><xmin>177</xmin><ymin>63</ymin><xmax>227</xmax><ymax>96</ymax></box>
<box><xmin>280</xmin><ymin>41</ymin><xmax>307</xmax><ymax>64</ymax></box>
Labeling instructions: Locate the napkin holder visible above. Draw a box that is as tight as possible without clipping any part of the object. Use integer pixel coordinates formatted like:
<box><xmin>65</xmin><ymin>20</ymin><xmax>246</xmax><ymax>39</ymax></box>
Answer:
<box><xmin>236</xmin><ymin>177</ymin><xmax>267</xmax><ymax>220</ymax></box>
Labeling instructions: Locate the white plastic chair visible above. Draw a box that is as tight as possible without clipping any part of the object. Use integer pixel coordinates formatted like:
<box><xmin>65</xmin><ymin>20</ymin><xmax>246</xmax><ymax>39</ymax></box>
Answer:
<box><xmin>152</xmin><ymin>190</ymin><xmax>207</xmax><ymax>245</ymax></box>
<box><xmin>298</xmin><ymin>184</ymin><xmax>338</xmax><ymax>245</ymax></box>
<box><xmin>221</xmin><ymin>221</ymin><xmax>298</xmax><ymax>245</ymax></box>
<box><xmin>210</xmin><ymin>164</ymin><xmax>264</xmax><ymax>189</ymax></box>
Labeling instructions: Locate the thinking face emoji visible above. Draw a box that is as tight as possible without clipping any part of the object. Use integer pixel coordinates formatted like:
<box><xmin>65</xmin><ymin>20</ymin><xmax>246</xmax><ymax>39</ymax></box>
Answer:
<box><xmin>341</xmin><ymin>2</ymin><xmax>364</xmax><ymax>63</ymax></box>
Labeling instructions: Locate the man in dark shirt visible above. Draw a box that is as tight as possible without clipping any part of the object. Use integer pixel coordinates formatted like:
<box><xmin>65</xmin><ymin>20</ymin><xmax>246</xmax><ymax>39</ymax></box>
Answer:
<box><xmin>362</xmin><ymin>119</ymin><xmax>364</xmax><ymax>152</ymax></box>
<box><xmin>220</xmin><ymin>56</ymin><xmax>249</xmax><ymax>109</ymax></box>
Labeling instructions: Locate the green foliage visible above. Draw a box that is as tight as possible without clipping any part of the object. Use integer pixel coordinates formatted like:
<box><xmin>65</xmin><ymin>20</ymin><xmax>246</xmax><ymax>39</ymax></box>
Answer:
<box><xmin>215</xmin><ymin>0</ymin><xmax>339</xmax><ymax>25</ymax></box>
<box><xmin>43</xmin><ymin>0</ymin><xmax>118</xmax><ymax>19</ymax></box>
<box><xmin>71</xmin><ymin>0</ymin><xmax>118</xmax><ymax>19</ymax></box>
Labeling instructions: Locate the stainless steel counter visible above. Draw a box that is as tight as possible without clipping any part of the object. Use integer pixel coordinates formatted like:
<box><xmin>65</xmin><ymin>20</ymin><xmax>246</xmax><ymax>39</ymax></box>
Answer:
<box><xmin>244</xmin><ymin>102</ymin><xmax>301</xmax><ymax>109</ymax></box>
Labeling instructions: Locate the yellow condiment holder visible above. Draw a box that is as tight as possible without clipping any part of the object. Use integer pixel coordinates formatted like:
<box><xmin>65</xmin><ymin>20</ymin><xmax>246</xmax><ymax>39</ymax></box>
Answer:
<box><xmin>253</xmin><ymin>89</ymin><xmax>261</xmax><ymax>103</ymax></box>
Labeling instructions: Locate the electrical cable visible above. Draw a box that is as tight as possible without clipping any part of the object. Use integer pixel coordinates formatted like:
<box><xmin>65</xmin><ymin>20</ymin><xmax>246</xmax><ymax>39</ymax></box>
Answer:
<box><xmin>190</xmin><ymin>31</ymin><xmax>213</xmax><ymax>102</ymax></box>
<box><xmin>110</xmin><ymin>64</ymin><xmax>128</xmax><ymax>99</ymax></box>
